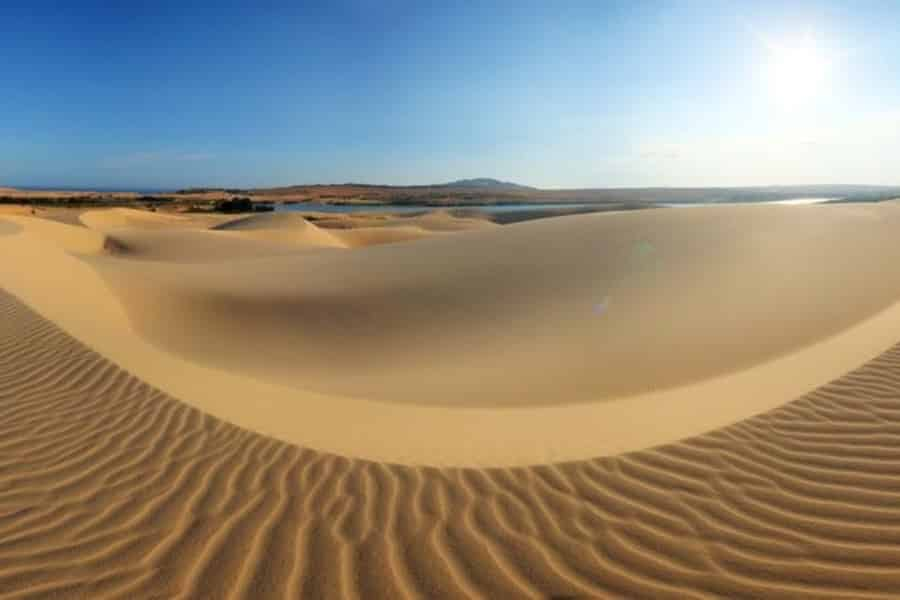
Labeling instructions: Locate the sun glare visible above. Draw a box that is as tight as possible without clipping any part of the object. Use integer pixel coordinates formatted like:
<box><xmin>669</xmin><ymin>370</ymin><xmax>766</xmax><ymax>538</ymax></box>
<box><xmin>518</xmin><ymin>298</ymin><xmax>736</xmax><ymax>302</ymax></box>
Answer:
<box><xmin>763</xmin><ymin>33</ymin><xmax>831</xmax><ymax>108</ymax></box>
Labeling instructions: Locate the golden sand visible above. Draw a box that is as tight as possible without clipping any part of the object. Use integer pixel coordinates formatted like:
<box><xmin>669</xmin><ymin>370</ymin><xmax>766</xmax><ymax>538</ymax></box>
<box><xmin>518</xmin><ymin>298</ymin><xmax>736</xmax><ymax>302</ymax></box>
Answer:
<box><xmin>2</xmin><ymin>203</ymin><xmax>900</xmax><ymax>597</ymax></box>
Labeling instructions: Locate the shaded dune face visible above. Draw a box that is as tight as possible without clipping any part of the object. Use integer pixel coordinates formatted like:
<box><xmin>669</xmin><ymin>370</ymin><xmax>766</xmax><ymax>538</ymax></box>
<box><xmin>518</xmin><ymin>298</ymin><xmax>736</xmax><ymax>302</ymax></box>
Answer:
<box><xmin>87</xmin><ymin>205</ymin><xmax>900</xmax><ymax>407</ymax></box>
<box><xmin>5</xmin><ymin>288</ymin><xmax>900</xmax><ymax>598</ymax></box>
<box><xmin>0</xmin><ymin>219</ymin><xmax>22</xmax><ymax>235</ymax></box>
<box><xmin>78</xmin><ymin>207</ymin><xmax>194</xmax><ymax>231</ymax></box>
<box><xmin>100</xmin><ymin>229</ymin><xmax>340</xmax><ymax>262</ymax></box>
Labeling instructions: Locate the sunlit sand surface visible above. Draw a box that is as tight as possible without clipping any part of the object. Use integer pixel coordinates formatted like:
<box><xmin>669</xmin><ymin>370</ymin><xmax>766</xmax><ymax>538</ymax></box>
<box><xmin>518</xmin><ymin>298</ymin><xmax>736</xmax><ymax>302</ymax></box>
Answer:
<box><xmin>3</xmin><ymin>203</ymin><xmax>900</xmax><ymax>597</ymax></box>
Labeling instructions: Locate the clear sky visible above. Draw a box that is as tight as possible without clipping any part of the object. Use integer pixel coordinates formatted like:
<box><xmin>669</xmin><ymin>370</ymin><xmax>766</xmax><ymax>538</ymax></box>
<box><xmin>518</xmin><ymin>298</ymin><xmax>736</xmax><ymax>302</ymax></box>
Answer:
<box><xmin>2</xmin><ymin>0</ymin><xmax>899</xmax><ymax>190</ymax></box>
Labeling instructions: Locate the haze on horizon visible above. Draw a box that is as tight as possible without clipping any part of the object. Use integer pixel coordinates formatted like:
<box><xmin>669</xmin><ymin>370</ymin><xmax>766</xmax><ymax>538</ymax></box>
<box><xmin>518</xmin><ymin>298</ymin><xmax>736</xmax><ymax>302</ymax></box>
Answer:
<box><xmin>2</xmin><ymin>0</ymin><xmax>899</xmax><ymax>191</ymax></box>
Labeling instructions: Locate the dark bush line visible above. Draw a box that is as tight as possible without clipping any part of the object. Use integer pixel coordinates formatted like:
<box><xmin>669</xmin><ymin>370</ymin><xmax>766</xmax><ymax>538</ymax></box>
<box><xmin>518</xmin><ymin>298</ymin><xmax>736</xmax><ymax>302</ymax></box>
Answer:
<box><xmin>213</xmin><ymin>197</ymin><xmax>274</xmax><ymax>213</ymax></box>
<box><xmin>0</xmin><ymin>196</ymin><xmax>176</xmax><ymax>208</ymax></box>
<box><xmin>176</xmin><ymin>188</ymin><xmax>248</xmax><ymax>195</ymax></box>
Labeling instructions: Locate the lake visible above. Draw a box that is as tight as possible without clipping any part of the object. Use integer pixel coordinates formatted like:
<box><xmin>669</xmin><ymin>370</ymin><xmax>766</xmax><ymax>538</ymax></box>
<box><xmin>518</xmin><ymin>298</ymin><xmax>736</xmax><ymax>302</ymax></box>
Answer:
<box><xmin>662</xmin><ymin>197</ymin><xmax>836</xmax><ymax>208</ymax></box>
<box><xmin>275</xmin><ymin>202</ymin><xmax>594</xmax><ymax>214</ymax></box>
<box><xmin>275</xmin><ymin>197</ymin><xmax>838</xmax><ymax>215</ymax></box>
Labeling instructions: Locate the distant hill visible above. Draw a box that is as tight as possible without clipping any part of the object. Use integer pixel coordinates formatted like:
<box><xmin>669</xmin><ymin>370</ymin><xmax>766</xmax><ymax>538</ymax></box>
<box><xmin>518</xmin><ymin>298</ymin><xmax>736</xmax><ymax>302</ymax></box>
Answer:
<box><xmin>232</xmin><ymin>182</ymin><xmax>900</xmax><ymax>206</ymax></box>
<box><xmin>12</xmin><ymin>181</ymin><xmax>884</xmax><ymax>209</ymax></box>
<box><xmin>441</xmin><ymin>178</ymin><xmax>535</xmax><ymax>190</ymax></box>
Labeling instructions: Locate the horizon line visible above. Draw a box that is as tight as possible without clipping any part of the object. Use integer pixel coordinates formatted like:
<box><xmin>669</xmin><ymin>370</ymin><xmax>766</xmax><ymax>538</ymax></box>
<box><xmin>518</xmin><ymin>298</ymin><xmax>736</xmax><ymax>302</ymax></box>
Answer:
<box><xmin>6</xmin><ymin>182</ymin><xmax>900</xmax><ymax>194</ymax></box>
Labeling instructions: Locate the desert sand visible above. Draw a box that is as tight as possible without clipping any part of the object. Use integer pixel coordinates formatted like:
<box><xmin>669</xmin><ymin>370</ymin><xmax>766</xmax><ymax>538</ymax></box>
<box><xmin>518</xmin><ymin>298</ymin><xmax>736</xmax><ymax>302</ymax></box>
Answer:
<box><xmin>3</xmin><ymin>202</ymin><xmax>900</xmax><ymax>597</ymax></box>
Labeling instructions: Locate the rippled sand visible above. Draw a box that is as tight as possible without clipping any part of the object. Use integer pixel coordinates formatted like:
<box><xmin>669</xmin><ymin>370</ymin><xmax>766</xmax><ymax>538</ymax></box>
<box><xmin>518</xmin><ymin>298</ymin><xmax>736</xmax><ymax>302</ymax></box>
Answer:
<box><xmin>3</xmin><ymin>203</ymin><xmax>900</xmax><ymax>597</ymax></box>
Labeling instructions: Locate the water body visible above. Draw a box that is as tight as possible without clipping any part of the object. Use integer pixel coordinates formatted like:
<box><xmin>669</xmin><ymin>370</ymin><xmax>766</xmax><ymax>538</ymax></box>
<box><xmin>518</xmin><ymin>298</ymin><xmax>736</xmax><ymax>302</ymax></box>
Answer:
<box><xmin>662</xmin><ymin>197</ymin><xmax>836</xmax><ymax>208</ymax></box>
<box><xmin>277</xmin><ymin>198</ymin><xmax>839</xmax><ymax>214</ymax></box>
<box><xmin>765</xmin><ymin>197</ymin><xmax>837</xmax><ymax>205</ymax></box>
<box><xmin>275</xmin><ymin>202</ymin><xmax>593</xmax><ymax>214</ymax></box>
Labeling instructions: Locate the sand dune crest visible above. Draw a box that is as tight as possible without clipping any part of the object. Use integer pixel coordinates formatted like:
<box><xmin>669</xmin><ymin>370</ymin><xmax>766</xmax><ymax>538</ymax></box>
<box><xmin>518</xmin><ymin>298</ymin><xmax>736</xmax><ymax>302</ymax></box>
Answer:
<box><xmin>213</xmin><ymin>212</ymin><xmax>348</xmax><ymax>248</ymax></box>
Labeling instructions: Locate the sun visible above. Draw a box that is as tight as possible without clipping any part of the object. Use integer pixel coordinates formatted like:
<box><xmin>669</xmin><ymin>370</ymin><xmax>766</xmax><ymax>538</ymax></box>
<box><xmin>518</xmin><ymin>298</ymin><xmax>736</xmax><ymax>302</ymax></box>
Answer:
<box><xmin>763</xmin><ymin>33</ymin><xmax>831</xmax><ymax>108</ymax></box>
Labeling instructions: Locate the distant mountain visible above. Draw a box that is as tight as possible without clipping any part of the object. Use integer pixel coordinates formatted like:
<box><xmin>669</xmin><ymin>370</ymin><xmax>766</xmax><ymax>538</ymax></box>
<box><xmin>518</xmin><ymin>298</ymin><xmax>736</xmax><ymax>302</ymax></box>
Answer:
<box><xmin>441</xmin><ymin>178</ymin><xmax>535</xmax><ymax>190</ymax></box>
<box><xmin>219</xmin><ymin>181</ymin><xmax>900</xmax><ymax>207</ymax></box>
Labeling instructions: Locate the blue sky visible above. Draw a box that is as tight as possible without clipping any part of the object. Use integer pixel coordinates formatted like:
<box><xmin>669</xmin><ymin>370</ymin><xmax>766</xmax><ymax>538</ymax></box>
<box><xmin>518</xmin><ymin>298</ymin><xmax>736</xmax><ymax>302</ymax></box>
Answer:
<box><xmin>2</xmin><ymin>0</ymin><xmax>899</xmax><ymax>190</ymax></box>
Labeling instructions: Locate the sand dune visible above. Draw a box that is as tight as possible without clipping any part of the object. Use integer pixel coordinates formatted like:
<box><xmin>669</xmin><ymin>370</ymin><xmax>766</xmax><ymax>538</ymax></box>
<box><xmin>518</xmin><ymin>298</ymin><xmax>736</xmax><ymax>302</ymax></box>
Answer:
<box><xmin>300</xmin><ymin>209</ymin><xmax>498</xmax><ymax>246</ymax></box>
<box><xmin>4</xmin><ymin>204</ymin><xmax>900</xmax><ymax>467</ymax></box>
<box><xmin>4</xmin><ymin>285</ymin><xmax>900</xmax><ymax>598</ymax></box>
<box><xmin>331</xmin><ymin>224</ymin><xmax>439</xmax><ymax>247</ymax></box>
<box><xmin>80</xmin><ymin>207</ymin><xmax>194</xmax><ymax>231</ymax></box>
<box><xmin>0</xmin><ymin>205</ymin><xmax>36</xmax><ymax>217</ymax></box>
<box><xmin>390</xmin><ymin>209</ymin><xmax>499</xmax><ymax>231</ymax></box>
<box><xmin>82</xmin><ymin>204</ymin><xmax>900</xmax><ymax>408</ymax></box>
<box><xmin>4</xmin><ymin>203</ymin><xmax>900</xmax><ymax>597</ymax></box>
<box><xmin>230</xmin><ymin>209</ymin><xmax>498</xmax><ymax>247</ymax></box>
<box><xmin>213</xmin><ymin>211</ymin><xmax>325</xmax><ymax>232</ymax></box>
<box><xmin>6</xmin><ymin>214</ymin><xmax>120</xmax><ymax>254</ymax></box>
<box><xmin>212</xmin><ymin>212</ymin><xmax>349</xmax><ymax>248</ymax></box>
<box><xmin>79</xmin><ymin>210</ymin><xmax>466</xmax><ymax>261</ymax></box>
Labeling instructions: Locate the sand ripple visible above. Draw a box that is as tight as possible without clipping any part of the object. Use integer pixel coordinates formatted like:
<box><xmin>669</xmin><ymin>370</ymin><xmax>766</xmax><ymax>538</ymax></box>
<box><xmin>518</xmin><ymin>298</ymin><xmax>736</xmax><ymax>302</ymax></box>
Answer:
<box><xmin>3</xmin><ymin>287</ymin><xmax>900</xmax><ymax>598</ymax></box>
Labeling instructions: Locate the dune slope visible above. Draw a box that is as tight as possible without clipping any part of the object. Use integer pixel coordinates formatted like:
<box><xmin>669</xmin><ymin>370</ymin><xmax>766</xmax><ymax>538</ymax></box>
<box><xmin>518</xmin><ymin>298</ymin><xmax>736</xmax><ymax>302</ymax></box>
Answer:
<box><xmin>212</xmin><ymin>212</ymin><xmax>348</xmax><ymax>248</ymax></box>
<box><xmin>6</xmin><ymin>205</ymin><xmax>900</xmax><ymax>466</ymax></box>
<box><xmin>3</xmin><ymin>287</ymin><xmax>900</xmax><ymax>598</ymax></box>
<box><xmin>86</xmin><ymin>204</ymin><xmax>900</xmax><ymax>407</ymax></box>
